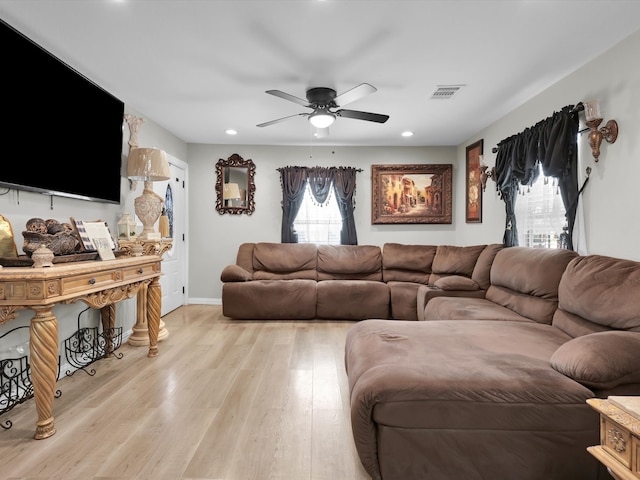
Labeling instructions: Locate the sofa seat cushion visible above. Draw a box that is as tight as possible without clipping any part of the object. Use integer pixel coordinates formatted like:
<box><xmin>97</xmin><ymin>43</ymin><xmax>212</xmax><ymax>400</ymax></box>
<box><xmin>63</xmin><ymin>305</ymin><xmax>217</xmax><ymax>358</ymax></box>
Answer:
<box><xmin>222</xmin><ymin>279</ymin><xmax>317</xmax><ymax>319</ymax></box>
<box><xmin>422</xmin><ymin>296</ymin><xmax>535</xmax><ymax>322</ymax></box>
<box><xmin>416</xmin><ymin>285</ymin><xmax>487</xmax><ymax>321</ymax></box>
<box><xmin>317</xmin><ymin>280</ymin><xmax>389</xmax><ymax>320</ymax></box>
<box><xmin>346</xmin><ymin>320</ymin><xmax>586</xmax><ymax>408</ymax></box>
<box><xmin>345</xmin><ymin>319</ymin><xmax>598</xmax><ymax>480</ymax></box>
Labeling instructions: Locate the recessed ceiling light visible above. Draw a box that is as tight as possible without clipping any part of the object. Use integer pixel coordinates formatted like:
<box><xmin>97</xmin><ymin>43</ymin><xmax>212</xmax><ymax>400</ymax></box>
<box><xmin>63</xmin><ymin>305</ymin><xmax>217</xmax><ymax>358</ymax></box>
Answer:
<box><xmin>225</xmin><ymin>129</ymin><xmax>238</xmax><ymax>135</ymax></box>
<box><xmin>401</xmin><ymin>131</ymin><xmax>414</xmax><ymax>137</ymax></box>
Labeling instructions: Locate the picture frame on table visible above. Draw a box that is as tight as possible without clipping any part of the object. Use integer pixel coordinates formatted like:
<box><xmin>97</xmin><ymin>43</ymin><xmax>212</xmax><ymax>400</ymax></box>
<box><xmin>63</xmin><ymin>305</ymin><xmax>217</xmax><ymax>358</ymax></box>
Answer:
<box><xmin>465</xmin><ymin>139</ymin><xmax>483</xmax><ymax>223</ymax></box>
<box><xmin>70</xmin><ymin>218</ymin><xmax>116</xmax><ymax>252</ymax></box>
<box><xmin>371</xmin><ymin>164</ymin><xmax>453</xmax><ymax>224</ymax></box>
<box><xmin>93</xmin><ymin>237</ymin><xmax>116</xmax><ymax>260</ymax></box>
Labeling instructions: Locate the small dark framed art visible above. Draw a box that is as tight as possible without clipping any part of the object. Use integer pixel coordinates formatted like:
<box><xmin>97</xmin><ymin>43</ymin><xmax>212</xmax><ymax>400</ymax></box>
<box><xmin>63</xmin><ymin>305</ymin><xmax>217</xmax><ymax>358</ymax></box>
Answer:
<box><xmin>465</xmin><ymin>139</ymin><xmax>483</xmax><ymax>223</ymax></box>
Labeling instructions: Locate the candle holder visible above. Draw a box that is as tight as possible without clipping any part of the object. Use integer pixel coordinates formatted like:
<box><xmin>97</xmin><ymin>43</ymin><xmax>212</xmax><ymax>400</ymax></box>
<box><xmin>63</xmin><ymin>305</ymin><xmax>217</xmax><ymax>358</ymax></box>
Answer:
<box><xmin>583</xmin><ymin>100</ymin><xmax>619</xmax><ymax>162</ymax></box>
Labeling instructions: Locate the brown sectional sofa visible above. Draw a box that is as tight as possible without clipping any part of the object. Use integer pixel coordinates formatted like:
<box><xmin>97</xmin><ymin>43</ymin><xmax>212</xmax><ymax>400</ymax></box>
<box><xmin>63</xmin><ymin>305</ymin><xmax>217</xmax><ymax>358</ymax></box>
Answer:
<box><xmin>383</xmin><ymin>242</ymin><xmax>502</xmax><ymax>321</ymax></box>
<box><xmin>345</xmin><ymin>250</ymin><xmax>640</xmax><ymax>480</ymax></box>
<box><xmin>417</xmin><ymin>246</ymin><xmax>579</xmax><ymax>322</ymax></box>
<box><xmin>220</xmin><ymin>242</ymin><xmax>503</xmax><ymax>320</ymax></box>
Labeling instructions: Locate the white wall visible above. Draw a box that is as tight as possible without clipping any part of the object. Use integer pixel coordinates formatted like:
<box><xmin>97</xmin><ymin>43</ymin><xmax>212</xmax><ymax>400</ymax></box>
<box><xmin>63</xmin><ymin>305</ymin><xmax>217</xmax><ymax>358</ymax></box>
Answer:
<box><xmin>457</xmin><ymin>28</ymin><xmax>640</xmax><ymax>262</ymax></box>
<box><xmin>186</xmin><ymin>143</ymin><xmax>488</xmax><ymax>302</ymax></box>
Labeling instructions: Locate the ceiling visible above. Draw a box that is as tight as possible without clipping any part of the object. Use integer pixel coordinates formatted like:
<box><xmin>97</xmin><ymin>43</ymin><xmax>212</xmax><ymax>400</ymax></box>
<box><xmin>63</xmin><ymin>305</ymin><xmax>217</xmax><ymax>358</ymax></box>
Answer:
<box><xmin>2</xmin><ymin>0</ymin><xmax>640</xmax><ymax>147</ymax></box>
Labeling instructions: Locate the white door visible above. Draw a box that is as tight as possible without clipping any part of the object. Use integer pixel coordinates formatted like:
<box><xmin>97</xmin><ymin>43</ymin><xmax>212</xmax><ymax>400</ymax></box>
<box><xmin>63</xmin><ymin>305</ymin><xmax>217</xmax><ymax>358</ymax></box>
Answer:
<box><xmin>153</xmin><ymin>155</ymin><xmax>188</xmax><ymax>316</ymax></box>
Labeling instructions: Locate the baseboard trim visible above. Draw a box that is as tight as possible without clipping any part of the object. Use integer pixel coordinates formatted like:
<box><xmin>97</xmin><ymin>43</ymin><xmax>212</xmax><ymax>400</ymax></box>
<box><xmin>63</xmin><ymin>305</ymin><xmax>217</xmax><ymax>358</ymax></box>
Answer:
<box><xmin>188</xmin><ymin>297</ymin><xmax>222</xmax><ymax>305</ymax></box>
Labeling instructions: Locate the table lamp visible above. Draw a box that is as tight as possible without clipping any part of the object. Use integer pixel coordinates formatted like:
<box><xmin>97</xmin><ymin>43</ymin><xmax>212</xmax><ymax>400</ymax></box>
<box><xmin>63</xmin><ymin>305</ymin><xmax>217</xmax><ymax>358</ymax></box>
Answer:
<box><xmin>127</xmin><ymin>147</ymin><xmax>170</xmax><ymax>240</ymax></box>
<box><xmin>223</xmin><ymin>182</ymin><xmax>241</xmax><ymax>207</ymax></box>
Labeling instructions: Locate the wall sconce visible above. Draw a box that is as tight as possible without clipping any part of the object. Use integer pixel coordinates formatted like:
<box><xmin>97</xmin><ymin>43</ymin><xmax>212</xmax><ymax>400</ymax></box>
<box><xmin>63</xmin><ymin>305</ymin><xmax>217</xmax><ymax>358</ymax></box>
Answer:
<box><xmin>479</xmin><ymin>156</ymin><xmax>495</xmax><ymax>192</ymax></box>
<box><xmin>583</xmin><ymin>99</ymin><xmax>618</xmax><ymax>162</ymax></box>
<box><xmin>127</xmin><ymin>147</ymin><xmax>170</xmax><ymax>240</ymax></box>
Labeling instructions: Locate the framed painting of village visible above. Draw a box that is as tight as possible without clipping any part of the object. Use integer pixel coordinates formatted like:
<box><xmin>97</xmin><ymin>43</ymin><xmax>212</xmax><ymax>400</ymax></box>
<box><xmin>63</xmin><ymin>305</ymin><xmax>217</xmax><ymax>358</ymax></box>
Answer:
<box><xmin>371</xmin><ymin>164</ymin><xmax>453</xmax><ymax>224</ymax></box>
<box><xmin>465</xmin><ymin>139</ymin><xmax>483</xmax><ymax>223</ymax></box>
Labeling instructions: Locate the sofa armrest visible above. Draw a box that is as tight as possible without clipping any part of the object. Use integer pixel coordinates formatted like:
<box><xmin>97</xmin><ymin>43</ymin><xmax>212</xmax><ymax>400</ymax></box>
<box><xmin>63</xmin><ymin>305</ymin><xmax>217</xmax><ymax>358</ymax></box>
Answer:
<box><xmin>220</xmin><ymin>264</ymin><xmax>253</xmax><ymax>282</ymax></box>
<box><xmin>433</xmin><ymin>275</ymin><xmax>479</xmax><ymax>291</ymax></box>
<box><xmin>416</xmin><ymin>284</ymin><xmax>486</xmax><ymax>321</ymax></box>
<box><xmin>550</xmin><ymin>331</ymin><xmax>640</xmax><ymax>390</ymax></box>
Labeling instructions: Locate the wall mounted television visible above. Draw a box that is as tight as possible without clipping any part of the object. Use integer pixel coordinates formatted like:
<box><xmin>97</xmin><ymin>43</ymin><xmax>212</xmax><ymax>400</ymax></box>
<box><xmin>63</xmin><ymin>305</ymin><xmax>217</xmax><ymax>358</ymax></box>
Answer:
<box><xmin>0</xmin><ymin>19</ymin><xmax>125</xmax><ymax>204</ymax></box>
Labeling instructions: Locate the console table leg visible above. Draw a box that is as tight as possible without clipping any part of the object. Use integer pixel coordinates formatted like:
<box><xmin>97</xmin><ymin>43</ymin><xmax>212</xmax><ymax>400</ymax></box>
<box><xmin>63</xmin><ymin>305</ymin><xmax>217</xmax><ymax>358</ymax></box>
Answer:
<box><xmin>128</xmin><ymin>282</ymin><xmax>149</xmax><ymax>347</ymax></box>
<box><xmin>100</xmin><ymin>303</ymin><xmax>116</xmax><ymax>356</ymax></box>
<box><xmin>147</xmin><ymin>277</ymin><xmax>161</xmax><ymax>358</ymax></box>
<box><xmin>29</xmin><ymin>306</ymin><xmax>58</xmax><ymax>440</ymax></box>
<box><xmin>127</xmin><ymin>282</ymin><xmax>169</xmax><ymax>347</ymax></box>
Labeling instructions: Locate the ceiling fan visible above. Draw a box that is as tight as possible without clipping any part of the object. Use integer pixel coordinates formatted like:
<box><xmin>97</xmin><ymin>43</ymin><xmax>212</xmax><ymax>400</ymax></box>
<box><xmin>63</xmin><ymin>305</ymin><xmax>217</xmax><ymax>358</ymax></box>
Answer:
<box><xmin>257</xmin><ymin>83</ymin><xmax>389</xmax><ymax>135</ymax></box>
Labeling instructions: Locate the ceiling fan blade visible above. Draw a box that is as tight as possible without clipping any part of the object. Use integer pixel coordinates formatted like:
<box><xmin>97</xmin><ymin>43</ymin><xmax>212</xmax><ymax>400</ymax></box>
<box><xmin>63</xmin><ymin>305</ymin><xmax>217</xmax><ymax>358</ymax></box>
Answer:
<box><xmin>336</xmin><ymin>109</ymin><xmax>389</xmax><ymax>123</ymax></box>
<box><xmin>333</xmin><ymin>83</ymin><xmax>377</xmax><ymax>107</ymax></box>
<box><xmin>265</xmin><ymin>89</ymin><xmax>310</xmax><ymax>107</ymax></box>
<box><xmin>257</xmin><ymin>113</ymin><xmax>308</xmax><ymax>127</ymax></box>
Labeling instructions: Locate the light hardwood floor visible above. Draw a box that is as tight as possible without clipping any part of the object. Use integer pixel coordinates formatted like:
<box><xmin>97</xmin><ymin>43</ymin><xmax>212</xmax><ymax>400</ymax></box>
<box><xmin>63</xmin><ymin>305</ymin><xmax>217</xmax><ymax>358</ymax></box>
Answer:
<box><xmin>0</xmin><ymin>304</ymin><xmax>371</xmax><ymax>480</ymax></box>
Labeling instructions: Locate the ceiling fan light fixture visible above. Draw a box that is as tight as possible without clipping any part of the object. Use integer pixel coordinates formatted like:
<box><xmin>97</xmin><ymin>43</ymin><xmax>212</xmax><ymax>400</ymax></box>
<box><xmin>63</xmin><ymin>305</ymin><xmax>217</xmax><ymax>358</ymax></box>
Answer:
<box><xmin>308</xmin><ymin>109</ymin><xmax>336</xmax><ymax>129</ymax></box>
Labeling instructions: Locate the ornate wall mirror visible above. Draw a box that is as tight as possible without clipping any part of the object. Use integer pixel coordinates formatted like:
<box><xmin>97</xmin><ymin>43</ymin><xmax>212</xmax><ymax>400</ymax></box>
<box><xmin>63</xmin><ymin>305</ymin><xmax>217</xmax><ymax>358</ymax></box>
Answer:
<box><xmin>215</xmin><ymin>153</ymin><xmax>256</xmax><ymax>215</ymax></box>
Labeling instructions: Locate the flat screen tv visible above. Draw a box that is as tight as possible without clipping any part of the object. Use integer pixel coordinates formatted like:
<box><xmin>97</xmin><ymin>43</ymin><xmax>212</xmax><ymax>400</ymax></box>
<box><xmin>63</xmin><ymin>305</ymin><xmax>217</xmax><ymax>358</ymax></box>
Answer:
<box><xmin>0</xmin><ymin>19</ymin><xmax>125</xmax><ymax>204</ymax></box>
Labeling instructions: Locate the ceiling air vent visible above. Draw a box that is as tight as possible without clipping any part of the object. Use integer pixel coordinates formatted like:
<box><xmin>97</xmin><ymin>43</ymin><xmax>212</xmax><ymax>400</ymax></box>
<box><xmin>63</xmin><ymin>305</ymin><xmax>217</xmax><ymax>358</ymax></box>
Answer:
<box><xmin>431</xmin><ymin>85</ymin><xmax>464</xmax><ymax>99</ymax></box>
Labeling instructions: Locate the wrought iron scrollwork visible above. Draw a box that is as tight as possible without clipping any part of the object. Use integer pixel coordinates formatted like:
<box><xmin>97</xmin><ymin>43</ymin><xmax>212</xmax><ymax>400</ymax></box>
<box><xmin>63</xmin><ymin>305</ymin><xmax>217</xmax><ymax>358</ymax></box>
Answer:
<box><xmin>1</xmin><ymin>325</ymin><xmax>61</xmax><ymax>429</ymax></box>
<box><xmin>63</xmin><ymin>307</ymin><xmax>123</xmax><ymax>377</ymax></box>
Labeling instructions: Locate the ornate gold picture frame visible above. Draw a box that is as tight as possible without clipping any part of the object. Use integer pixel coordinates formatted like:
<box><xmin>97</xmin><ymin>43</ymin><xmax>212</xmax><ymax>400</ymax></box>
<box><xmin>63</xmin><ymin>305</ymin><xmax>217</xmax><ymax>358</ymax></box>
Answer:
<box><xmin>371</xmin><ymin>164</ymin><xmax>453</xmax><ymax>224</ymax></box>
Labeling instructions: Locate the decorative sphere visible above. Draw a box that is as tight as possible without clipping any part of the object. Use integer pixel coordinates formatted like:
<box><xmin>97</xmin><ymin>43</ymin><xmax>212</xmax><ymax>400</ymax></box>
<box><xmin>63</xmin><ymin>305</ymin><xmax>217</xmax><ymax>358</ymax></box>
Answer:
<box><xmin>26</xmin><ymin>218</ymin><xmax>48</xmax><ymax>234</ymax></box>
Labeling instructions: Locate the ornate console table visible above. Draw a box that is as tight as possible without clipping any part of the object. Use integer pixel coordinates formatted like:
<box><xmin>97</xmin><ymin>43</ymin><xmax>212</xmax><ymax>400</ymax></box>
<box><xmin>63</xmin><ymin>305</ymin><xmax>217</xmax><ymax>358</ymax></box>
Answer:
<box><xmin>118</xmin><ymin>239</ymin><xmax>172</xmax><ymax>345</ymax></box>
<box><xmin>0</xmin><ymin>255</ymin><xmax>163</xmax><ymax>439</ymax></box>
<box><xmin>587</xmin><ymin>397</ymin><xmax>640</xmax><ymax>480</ymax></box>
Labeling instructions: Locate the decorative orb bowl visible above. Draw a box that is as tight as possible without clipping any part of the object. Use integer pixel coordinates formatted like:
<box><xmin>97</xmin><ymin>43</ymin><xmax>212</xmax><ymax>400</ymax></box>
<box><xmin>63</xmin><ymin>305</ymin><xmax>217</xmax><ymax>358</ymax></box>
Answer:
<box><xmin>22</xmin><ymin>231</ymin><xmax>80</xmax><ymax>256</ymax></box>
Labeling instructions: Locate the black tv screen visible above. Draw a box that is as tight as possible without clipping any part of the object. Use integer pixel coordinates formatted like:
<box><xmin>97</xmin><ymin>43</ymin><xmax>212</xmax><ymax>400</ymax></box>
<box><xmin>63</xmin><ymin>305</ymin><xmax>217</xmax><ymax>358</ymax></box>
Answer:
<box><xmin>0</xmin><ymin>19</ymin><xmax>125</xmax><ymax>204</ymax></box>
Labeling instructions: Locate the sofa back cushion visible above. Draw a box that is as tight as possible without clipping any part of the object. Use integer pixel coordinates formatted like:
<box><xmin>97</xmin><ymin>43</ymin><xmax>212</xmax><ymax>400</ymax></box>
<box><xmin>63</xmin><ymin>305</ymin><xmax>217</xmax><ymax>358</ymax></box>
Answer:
<box><xmin>485</xmin><ymin>247</ymin><xmax>578</xmax><ymax>324</ymax></box>
<box><xmin>428</xmin><ymin>244</ymin><xmax>487</xmax><ymax>284</ymax></box>
<box><xmin>471</xmin><ymin>243</ymin><xmax>504</xmax><ymax>289</ymax></box>
<box><xmin>317</xmin><ymin>245</ymin><xmax>382</xmax><ymax>281</ymax></box>
<box><xmin>382</xmin><ymin>243</ymin><xmax>437</xmax><ymax>284</ymax></box>
<box><xmin>236</xmin><ymin>242</ymin><xmax>256</xmax><ymax>273</ymax></box>
<box><xmin>252</xmin><ymin>242</ymin><xmax>318</xmax><ymax>280</ymax></box>
<box><xmin>552</xmin><ymin>254</ymin><xmax>640</xmax><ymax>337</ymax></box>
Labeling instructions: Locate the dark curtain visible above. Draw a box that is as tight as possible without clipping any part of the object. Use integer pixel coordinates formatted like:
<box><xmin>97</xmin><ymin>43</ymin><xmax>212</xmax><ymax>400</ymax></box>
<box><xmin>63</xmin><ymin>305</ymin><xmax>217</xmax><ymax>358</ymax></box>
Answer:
<box><xmin>332</xmin><ymin>167</ymin><xmax>359</xmax><ymax>245</ymax></box>
<box><xmin>278</xmin><ymin>166</ymin><xmax>308</xmax><ymax>243</ymax></box>
<box><xmin>278</xmin><ymin>165</ymin><xmax>361</xmax><ymax>244</ymax></box>
<box><xmin>307</xmin><ymin>167</ymin><xmax>334</xmax><ymax>204</ymax></box>
<box><xmin>538</xmin><ymin>107</ymin><xmax>580</xmax><ymax>249</ymax></box>
<box><xmin>494</xmin><ymin>105</ymin><xmax>580</xmax><ymax>249</ymax></box>
<box><xmin>494</xmin><ymin>138</ymin><xmax>520</xmax><ymax>246</ymax></box>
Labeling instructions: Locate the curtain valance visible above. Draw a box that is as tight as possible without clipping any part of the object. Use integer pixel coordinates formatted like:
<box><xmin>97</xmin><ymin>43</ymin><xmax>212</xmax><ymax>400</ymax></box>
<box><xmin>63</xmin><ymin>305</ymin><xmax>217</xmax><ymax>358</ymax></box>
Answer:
<box><xmin>494</xmin><ymin>105</ymin><xmax>580</xmax><ymax>249</ymax></box>
<box><xmin>277</xmin><ymin>166</ymin><xmax>362</xmax><ymax>244</ymax></box>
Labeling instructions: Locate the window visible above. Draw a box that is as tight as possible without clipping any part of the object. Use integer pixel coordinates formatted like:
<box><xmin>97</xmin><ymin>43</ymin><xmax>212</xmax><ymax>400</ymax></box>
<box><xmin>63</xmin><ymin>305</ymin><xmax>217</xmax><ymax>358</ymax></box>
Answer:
<box><xmin>515</xmin><ymin>164</ymin><xmax>567</xmax><ymax>248</ymax></box>
<box><xmin>293</xmin><ymin>183</ymin><xmax>342</xmax><ymax>244</ymax></box>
